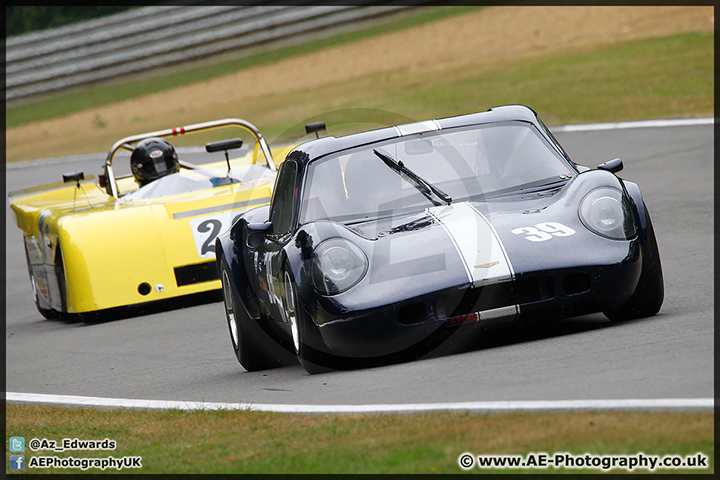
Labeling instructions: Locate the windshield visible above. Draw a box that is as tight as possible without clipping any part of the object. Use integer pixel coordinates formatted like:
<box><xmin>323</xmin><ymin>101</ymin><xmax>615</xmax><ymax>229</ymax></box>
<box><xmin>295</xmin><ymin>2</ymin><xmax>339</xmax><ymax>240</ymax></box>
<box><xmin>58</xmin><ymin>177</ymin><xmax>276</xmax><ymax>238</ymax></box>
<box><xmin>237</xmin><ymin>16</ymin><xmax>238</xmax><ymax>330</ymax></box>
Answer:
<box><xmin>299</xmin><ymin>121</ymin><xmax>574</xmax><ymax>224</ymax></box>
<box><xmin>120</xmin><ymin>164</ymin><xmax>274</xmax><ymax>201</ymax></box>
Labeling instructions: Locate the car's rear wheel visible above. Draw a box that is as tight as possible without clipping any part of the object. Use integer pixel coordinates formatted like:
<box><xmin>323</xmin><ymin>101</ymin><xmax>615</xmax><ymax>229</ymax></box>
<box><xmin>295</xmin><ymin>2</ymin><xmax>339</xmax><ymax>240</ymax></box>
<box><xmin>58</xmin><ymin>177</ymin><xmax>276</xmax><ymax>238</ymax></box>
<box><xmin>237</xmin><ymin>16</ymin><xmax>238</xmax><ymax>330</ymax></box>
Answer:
<box><xmin>24</xmin><ymin>241</ymin><xmax>70</xmax><ymax>320</ymax></box>
<box><xmin>220</xmin><ymin>257</ymin><xmax>294</xmax><ymax>371</ymax></box>
<box><xmin>604</xmin><ymin>209</ymin><xmax>664</xmax><ymax>322</ymax></box>
<box><xmin>31</xmin><ymin>279</ymin><xmax>63</xmax><ymax>320</ymax></box>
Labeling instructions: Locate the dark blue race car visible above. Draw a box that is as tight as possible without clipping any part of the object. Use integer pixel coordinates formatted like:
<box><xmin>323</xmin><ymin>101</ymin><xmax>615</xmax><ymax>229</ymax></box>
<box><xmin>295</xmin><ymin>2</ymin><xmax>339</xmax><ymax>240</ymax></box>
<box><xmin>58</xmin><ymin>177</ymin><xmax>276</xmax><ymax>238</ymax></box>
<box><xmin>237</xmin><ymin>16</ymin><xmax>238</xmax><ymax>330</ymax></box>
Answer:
<box><xmin>216</xmin><ymin>105</ymin><xmax>663</xmax><ymax>374</ymax></box>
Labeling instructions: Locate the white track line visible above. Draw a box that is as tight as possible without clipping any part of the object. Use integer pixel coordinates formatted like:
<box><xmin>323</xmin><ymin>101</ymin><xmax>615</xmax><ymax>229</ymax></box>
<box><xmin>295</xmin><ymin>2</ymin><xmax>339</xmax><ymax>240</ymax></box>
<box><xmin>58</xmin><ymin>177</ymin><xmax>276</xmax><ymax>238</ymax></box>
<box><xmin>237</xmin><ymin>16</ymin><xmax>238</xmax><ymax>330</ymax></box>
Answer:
<box><xmin>553</xmin><ymin>117</ymin><xmax>713</xmax><ymax>132</ymax></box>
<box><xmin>5</xmin><ymin>392</ymin><xmax>714</xmax><ymax>413</ymax></box>
<box><xmin>6</xmin><ymin>118</ymin><xmax>714</xmax><ymax>170</ymax></box>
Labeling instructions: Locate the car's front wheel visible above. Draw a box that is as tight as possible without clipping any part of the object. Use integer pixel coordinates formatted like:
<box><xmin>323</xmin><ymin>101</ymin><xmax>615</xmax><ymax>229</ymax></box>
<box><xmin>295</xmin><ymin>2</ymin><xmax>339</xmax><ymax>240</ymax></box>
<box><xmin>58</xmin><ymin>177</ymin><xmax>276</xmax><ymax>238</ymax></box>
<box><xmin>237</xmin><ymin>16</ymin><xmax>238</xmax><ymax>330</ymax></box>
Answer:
<box><xmin>280</xmin><ymin>267</ymin><xmax>332</xmax><ymax>375</ymax></box>
<box><xmin>220</xmin><ymin>257</ymin><xmax>294</xmax><ymax>371</ymax></box>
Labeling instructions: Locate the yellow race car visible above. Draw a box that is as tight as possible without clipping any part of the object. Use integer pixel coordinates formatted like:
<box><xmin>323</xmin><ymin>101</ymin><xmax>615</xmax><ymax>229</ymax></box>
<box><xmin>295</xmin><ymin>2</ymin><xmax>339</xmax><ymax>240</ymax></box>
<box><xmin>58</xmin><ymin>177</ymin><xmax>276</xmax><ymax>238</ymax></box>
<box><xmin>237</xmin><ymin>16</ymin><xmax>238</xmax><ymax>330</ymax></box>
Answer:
<box><xmin>9</xmin><ymin>118</ymin><xmax>316</xmax><ymax>322</ymax></box>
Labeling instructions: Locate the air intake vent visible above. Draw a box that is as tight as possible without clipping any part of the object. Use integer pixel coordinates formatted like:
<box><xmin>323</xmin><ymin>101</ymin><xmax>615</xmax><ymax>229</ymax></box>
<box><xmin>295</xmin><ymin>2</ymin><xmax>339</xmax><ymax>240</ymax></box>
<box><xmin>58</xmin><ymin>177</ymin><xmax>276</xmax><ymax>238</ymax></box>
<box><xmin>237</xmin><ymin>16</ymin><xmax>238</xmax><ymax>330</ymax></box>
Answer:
<box><xmin>437</xmin><ymin>277</ymin><xmax>555</xmax><ymax>318</ymax></box>
<box><xmin>174</xmin><ymin>261</ymin><xmax>219</xmax><ymax>287</ymax></box>
<box><xmin>563</xmin><ymin>273</ymin><xmax>592</xmax><ymax>295</ymax></box>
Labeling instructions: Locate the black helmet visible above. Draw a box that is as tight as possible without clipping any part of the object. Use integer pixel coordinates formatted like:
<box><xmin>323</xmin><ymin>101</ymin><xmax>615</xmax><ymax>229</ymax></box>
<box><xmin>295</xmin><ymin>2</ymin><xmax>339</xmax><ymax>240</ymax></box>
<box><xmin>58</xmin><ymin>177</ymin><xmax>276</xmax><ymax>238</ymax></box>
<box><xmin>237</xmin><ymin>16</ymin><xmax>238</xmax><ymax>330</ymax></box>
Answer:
<box><xmin>130</xmin><ymin>137</ymin><xmax>179</xmax><ymax>186</ymax></box>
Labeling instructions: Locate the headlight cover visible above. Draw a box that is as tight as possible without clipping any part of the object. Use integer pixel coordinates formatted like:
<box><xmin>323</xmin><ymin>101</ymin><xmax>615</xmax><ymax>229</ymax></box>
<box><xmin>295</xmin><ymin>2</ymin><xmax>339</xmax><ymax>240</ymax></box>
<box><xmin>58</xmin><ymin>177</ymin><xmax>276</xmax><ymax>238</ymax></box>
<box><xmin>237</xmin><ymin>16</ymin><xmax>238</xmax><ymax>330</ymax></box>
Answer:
<box><xmin>311</xmin><ymin>238</ymin><xmax>368</xmax><ymax>295</ymax></box>
<box><xmin>579</xmin><ymin>187</ymin><xmax>637</xmax><ymax>240</ymax></box>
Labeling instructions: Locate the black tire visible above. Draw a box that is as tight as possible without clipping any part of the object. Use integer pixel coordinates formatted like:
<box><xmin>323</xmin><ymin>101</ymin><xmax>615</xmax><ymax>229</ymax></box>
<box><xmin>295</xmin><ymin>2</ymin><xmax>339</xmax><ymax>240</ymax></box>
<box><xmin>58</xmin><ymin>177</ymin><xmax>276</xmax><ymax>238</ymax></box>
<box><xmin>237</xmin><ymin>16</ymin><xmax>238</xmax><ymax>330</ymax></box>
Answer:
<box><xmin>37</xmin><ymin>304</ymin><xmax>63</xmax><ymax>320</ymax></box>
<box><xmin>280</xmin><ymin>268</ymin><xmax>333</xmax><ymax>374</ymax></box>
<box><xmin>604</xmin><ymin>210</ymin><xmax>664</xmax><ymax>322</ymax></box>
<box><xmin>220</xmin><ymin>258</ymin><xmax>295</xmax><ymax>372</ymax></box>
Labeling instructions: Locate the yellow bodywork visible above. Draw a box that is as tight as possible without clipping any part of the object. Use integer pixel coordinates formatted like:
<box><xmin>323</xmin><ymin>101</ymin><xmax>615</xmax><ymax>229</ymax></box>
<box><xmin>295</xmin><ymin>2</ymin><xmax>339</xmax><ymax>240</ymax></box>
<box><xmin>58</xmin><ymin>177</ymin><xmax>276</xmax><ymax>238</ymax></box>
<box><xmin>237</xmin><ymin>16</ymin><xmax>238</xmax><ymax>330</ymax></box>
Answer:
<box><xmin>10</xmin><ymin>145</ymin><xmax>295</xmax><ymax>315</ymax></box>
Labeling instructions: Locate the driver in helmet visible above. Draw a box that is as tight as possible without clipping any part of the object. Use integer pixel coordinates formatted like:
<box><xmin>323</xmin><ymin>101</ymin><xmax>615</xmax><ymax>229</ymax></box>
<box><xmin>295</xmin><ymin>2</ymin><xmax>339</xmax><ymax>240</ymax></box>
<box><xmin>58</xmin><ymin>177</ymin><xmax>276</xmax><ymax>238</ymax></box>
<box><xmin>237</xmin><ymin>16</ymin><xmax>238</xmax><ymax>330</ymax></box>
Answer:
<box><xmin>130</xmin><ymin>137</ymin><xmax>179</xmax><ymax>187</ymax></box>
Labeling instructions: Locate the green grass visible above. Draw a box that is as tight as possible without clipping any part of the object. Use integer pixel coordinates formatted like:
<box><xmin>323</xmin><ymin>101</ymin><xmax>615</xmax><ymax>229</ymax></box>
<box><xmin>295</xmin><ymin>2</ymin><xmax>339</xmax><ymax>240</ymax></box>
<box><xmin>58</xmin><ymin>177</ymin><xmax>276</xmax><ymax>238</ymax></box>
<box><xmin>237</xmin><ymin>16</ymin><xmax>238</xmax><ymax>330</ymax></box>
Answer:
<box><xmin>5</xmin><ymin>405</ymin><xmax>714</xmax><ymax>474</ymax></box>
<box><xmin>188</xmin><ymin>30</ymin><xmax>710</xmax><ymax>151</ymax></box>
<box><xmin>5</xmin><ymin>6</ymin><xmax>482</xmax><ymax>128</ymax></box>
<box><xmin>269</xmin><ymin>30</ymin><xmax>713</xmax><ymax>136</ymax></box>
<box><xmin>5</xmin><ymin>29</ymin><xmax>712</xmax><ymax>163</ymax></box>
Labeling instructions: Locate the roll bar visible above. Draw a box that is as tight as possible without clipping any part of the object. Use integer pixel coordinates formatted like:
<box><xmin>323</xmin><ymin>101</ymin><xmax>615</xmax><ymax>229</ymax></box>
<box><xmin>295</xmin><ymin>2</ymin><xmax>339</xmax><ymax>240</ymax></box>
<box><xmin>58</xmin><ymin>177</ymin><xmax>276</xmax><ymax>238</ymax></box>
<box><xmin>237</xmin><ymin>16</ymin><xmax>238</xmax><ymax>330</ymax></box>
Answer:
<box><xmin>103</xmin><ymin>118</ymin><xmax>275</xmax><ymax>198</ymax></box>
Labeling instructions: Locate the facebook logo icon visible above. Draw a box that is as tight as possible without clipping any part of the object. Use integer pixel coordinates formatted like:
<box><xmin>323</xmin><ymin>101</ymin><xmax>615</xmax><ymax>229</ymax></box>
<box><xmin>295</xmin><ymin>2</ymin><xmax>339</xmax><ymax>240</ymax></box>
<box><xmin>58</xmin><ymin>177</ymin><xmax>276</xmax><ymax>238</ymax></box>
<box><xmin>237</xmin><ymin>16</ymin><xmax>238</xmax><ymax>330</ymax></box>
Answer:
<box><xmin>10</xmin><ymin>455</ymin><xmax>25</xmax><ymax>470</ymax></box>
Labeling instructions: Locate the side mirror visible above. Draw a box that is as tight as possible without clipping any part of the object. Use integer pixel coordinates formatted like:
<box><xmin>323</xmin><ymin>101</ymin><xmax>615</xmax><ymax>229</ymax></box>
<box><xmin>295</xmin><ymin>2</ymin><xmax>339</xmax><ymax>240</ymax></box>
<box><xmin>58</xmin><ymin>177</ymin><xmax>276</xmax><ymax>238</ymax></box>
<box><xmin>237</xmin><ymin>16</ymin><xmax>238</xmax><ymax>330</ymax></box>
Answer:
<box><xmin>245</xmin><ymin>221</ymin><xmax>272</xmax><ymax>249</ymax></box>
<box><xmin>207</xmin><ymin>138</ymin><xmax>244</xmax><ymax>176</ymax></box>
<box><xmin>597</xmin><ymin>158</ymin><xmax>623</xmax><ymax>174</ymax></box>
<box><xmin>305</xmin><ymin>121</ymin><xmax>326</xmax><ymax>139</ymax></box>
<box><xmin>206</xmin><ymin>138</ymin><xmax>243</xmax><ymax>153</ymax></box>
<box><xmin>63</xmin><ymin>171</ymin><xmax>84</xmax><ymax>185</ymax></box>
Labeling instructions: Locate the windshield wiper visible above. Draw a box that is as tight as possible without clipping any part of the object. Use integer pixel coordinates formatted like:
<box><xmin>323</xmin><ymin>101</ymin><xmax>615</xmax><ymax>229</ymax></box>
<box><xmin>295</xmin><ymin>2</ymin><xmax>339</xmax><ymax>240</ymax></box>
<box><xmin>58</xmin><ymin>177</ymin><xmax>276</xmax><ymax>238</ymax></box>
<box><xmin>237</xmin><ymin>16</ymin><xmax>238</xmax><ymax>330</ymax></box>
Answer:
<box><xmin>373</xmin><ymin>149</ymin><xmax>452</xmax><ymax>206</ymax></box>
<box><xmin>482</xmin><ymin>176</ymin><xmax>570</xmax><ymax>199</ymax></box>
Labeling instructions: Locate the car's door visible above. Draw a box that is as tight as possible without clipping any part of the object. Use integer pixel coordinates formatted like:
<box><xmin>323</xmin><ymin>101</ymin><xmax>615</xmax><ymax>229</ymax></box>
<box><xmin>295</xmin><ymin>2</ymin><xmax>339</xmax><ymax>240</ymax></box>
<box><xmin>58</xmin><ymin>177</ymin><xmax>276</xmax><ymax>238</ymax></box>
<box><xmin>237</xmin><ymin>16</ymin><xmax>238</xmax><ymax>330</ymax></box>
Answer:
<box><xmin>259</xmin><ymin>159</ymin><xmax>300</xmax><ymax>324</ymax></box>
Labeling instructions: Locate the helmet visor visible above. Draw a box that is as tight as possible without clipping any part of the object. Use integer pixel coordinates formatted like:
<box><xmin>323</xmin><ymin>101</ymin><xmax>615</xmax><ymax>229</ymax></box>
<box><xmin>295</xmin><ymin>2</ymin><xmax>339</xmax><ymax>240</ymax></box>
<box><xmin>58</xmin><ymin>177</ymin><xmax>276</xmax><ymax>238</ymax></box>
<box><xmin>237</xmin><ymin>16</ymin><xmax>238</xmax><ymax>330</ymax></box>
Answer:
<box><xmin>147</xmin><ymin>149</ymin><xmax>174</xmax><ymax>174</ymax></box>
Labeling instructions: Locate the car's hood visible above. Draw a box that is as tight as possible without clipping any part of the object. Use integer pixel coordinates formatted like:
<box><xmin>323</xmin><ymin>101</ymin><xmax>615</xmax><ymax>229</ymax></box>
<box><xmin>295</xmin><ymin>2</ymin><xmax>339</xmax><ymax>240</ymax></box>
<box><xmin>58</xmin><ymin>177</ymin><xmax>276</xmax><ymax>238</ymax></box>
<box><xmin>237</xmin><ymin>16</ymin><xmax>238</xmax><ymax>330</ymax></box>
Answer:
<box><xmin>297</xmin><ymin>172</ymin><xmax>636</xmax><ymax>312</ymax></box>
<box><xmin>341</xmin><ymin>190</ymin><xmax>632</xmax><ymax>286</ymax></box>
<box><xmin>344</xmin><ymin>201</ymin><xmax>514</xmax><ymax>290</ymax></box>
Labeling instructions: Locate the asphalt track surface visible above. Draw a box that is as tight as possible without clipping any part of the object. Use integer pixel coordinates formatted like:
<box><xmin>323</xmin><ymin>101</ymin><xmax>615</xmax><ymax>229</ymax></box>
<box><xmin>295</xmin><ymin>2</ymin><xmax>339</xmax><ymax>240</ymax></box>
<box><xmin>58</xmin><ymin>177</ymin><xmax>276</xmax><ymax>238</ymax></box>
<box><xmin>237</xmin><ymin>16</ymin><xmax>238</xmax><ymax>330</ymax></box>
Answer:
<box><xmin>5</xmin><ymin>122</ymin><xmax>714</xmax><ymax>410</ymax></box>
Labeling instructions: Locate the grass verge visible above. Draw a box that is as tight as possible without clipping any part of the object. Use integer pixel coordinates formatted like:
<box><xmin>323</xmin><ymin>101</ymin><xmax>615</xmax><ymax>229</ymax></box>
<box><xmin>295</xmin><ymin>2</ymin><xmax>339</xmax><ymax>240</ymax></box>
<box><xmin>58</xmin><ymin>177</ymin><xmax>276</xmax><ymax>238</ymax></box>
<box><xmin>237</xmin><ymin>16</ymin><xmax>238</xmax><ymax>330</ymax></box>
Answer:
<box><xmin>5</xmin><ymin>405</ymin><xmax>713</xmax><ymax>474</ymax></box>
<box><xmin>255</xmin><ymin>30</ymin><xmax>713</xmax><ymax>143</ymax></box>
<box><xmin>5</xmin><ymin>31</ymin><xmax>712</xmax><ymax>163</ymax></box>
<box><xmin>5</xmin><ymin>6</ymin><xmax>481</xmax><ymax>129</ymax></box>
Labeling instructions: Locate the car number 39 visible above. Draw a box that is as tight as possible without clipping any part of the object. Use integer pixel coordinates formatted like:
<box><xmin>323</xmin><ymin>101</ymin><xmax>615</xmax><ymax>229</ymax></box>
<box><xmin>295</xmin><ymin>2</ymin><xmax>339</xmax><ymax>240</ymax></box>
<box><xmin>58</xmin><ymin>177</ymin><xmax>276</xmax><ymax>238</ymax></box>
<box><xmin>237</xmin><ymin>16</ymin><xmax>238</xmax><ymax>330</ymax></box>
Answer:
<box><xmin>189</xmin><ymin>211</ymin><xmax>242</xmax><ymax>259</ymax></box>
<box><xmin>511</xmin><ymin>222</ymin><xmax>576</xmax><ymax>242</ymax></box>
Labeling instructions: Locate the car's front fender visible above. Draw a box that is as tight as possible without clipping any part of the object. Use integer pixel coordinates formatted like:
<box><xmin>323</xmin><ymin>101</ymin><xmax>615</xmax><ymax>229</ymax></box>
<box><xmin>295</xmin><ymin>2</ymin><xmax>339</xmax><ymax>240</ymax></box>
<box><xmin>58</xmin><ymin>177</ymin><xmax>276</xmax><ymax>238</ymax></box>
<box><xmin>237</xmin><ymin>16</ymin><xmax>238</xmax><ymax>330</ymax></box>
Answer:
<box><xmin>621</xmin><ymin>179</ymin><xmax>649</xmax><ymax>243</ymax></box>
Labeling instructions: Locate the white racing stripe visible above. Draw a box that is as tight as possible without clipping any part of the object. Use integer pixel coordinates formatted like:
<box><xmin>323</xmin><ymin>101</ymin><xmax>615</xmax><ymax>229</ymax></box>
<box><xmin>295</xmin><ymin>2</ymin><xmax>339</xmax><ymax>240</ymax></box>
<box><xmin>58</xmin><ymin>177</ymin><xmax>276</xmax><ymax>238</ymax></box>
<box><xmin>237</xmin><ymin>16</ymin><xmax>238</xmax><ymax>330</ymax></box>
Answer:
<box><xmin>5</xmin><ymin>392</ymin><xmax>713</xmax><ymax>413</ymax></box>
<box><xmin>428</xmin><ymin>202</ymin><xmax>514</xmax><ymax>286</ymax></box>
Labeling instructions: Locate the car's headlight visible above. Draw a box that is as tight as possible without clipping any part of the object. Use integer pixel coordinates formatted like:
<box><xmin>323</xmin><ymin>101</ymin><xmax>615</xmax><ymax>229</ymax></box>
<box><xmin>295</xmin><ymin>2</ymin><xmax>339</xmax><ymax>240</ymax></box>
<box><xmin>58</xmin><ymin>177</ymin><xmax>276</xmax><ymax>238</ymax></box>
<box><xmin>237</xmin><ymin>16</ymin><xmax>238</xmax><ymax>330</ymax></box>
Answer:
<box><xmin>311</xmin><ymin>238</ymin><xmax>368</xmax><ymax>295</ymax></box>
<box><xmin>579</xmin><ymin>187</ymin><xmax>637</xmax><ymax>240</ymax></box>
